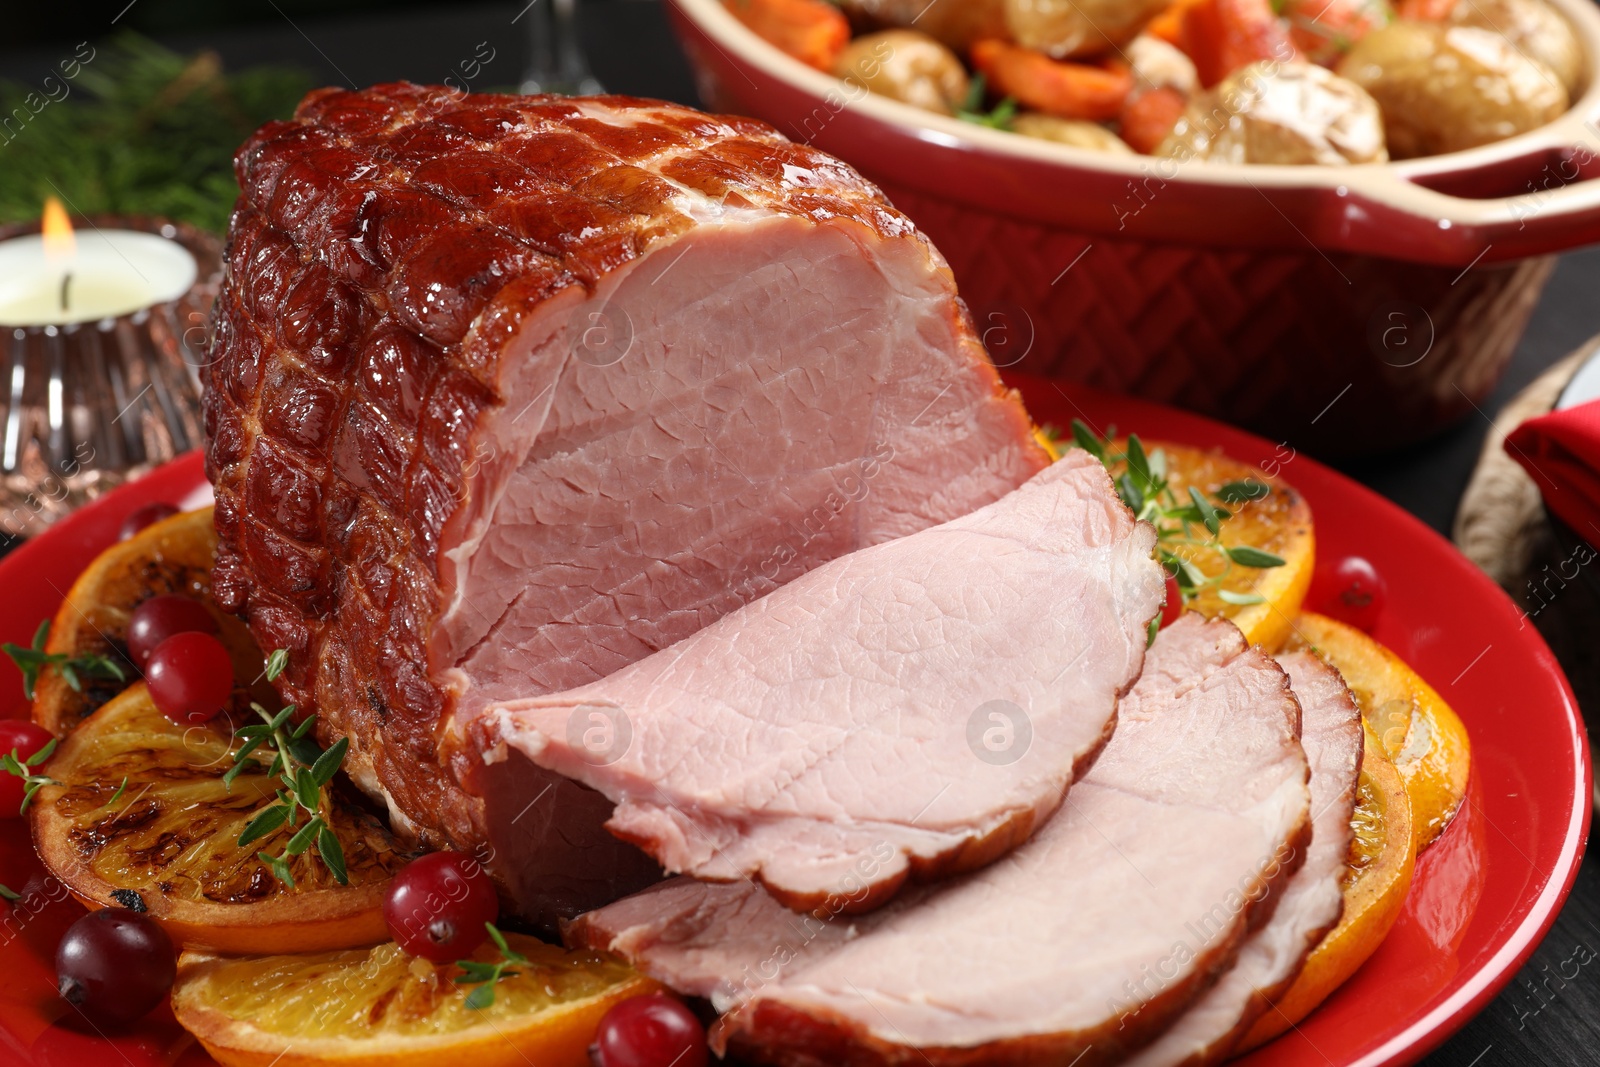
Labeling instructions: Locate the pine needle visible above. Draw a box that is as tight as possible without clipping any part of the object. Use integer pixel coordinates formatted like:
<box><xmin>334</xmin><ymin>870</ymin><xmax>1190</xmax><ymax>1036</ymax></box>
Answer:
<box><xmin>0</xmin><ymin>33</ymin><xmax>313</xmax><ymax>234</ymax></box>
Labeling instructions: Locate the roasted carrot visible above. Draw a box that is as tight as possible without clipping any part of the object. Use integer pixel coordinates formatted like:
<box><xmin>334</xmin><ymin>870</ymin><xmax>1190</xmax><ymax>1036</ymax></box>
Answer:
<box><xmin>1179</xmin><ymin>0</ymin><xmax>1299</xmax><ymax>87</ymax></box>
<box><xmin>1283</xmin><ymin>0</ymin><xmax>1390</xmax><ymax>62</ymax></box>
<box><xmin>1147</xmin><ymin>0</ymin><xmax>1210</xmax><ymax>47</ymax></box>
<box><xmin>1396</xmin><ymin>0</ymin><xmax>1454</xmax><ymax>18</ymax></box>
<box><xmin>1120</xmin><ymin>87</ymin><xmax>1188</xmax><ymax>154</ymax></box>
<box><xmin>723</xmin><ymin>0</ymin><xmax>851</xmax><ymax>72</ymax></box>
<box><xmin>970</xmin><ymin>40</ymin><xmax>1134</xmax><ymax>122</ymax></box>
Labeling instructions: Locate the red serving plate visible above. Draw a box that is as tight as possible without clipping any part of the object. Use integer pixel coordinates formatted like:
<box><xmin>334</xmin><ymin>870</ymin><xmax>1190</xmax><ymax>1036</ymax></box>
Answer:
<box><xmin>0</xmin><ymin>376</ymin><xmax>1588</xmax><ymax>1067</ymax></box>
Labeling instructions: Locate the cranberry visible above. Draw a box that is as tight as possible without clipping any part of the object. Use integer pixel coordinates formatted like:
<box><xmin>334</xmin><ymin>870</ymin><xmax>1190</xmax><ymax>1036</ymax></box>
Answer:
<box><xmin>383</xmin><ymin>851</ymin><xmax>498</xmax><ymax>962</ymax></box>
<box><xmin>144</xmin><ymin>632</ymin><xmax>233</xmax><ymax>724</ymax></box>
<box><xmin>55</xmin><ymin>909</ymin><xmax>175</xmax><ymax>1028</ymax></box>
<box><xmin>1159</xmin><ymin>573</ymin><xmax>1182</xmax><ymax>629</ymax></box>
<box><xmin>1313</xmin><ymin>555</ymin><xmax>1387</xmax><ymax>633</ymax></box>
<box><xmin>126</xmin><ymin>596</ymin><xmax>218</xmax><ymax>673</ymax></box>
<box><xmin>0</xmin><ymin>719</ymin><xmax>55</xmax><ymax>816</ymax></box>
<box><xmin>594</xmin><ymin>993</ymin><xmax>708</xmax><ymax>1067</ymax></box>
<box><xmin>118</xmin><ymin>503</ymin><xmax>179</xmax><ymax>541</ymax></box>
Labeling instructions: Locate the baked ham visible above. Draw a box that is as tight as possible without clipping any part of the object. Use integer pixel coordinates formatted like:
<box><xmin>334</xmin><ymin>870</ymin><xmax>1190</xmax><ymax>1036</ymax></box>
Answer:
<box><xmin>473</xmin><ymin>452</ymin><xmax>1164</xmax><ymax>914</ymax></box>
<box><xmin>1122</xmin><ymin>650</ymin><xmax>1362</xmax><ymax>1066</ymax></box>
<box><xmin>571</xmin><ymin>616</ymin><xmax>1313</xmax><ymax>1066</ymax></box>
<box><xmin>202</xmin><ymin>83</ymin><xmax>1049</xmax><ymax>920</ymax></box>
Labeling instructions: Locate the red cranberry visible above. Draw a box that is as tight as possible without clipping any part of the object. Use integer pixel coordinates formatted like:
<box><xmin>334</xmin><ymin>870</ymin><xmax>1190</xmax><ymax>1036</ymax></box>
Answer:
<box><xmin>594</xmin><ymin>993</ymin><xmax>708</xmax><ymax>1067</ymax></box>
<box><xmin>0</xmin><ymin>719</ymin><xmax>54</xmax><ymax>816</ymax></box>
<box><xmin>1160</xmin><ymin>573</ymin><xmax>1183</xmax><ymax>628</ymax></box>
<box><xmin>118</xmin><ymin>503</ymin><xmax>179</xmax><ymax>541</ymax></box>
<box><xmin>55</xmin><ymin>909</ymin><xmax>175</xmax><ymax>1028</ymax></box>
<box><xmin>144</xmin><ymin>632</ymin><xmax>233</xmax><ymax>724</ymax></box>
<box><xmin>1313</xmin><ymin>555</ymin><xmax>1387</xmax><ymax>633</ymax></box>
<box><xmin>383</xmin><ymin>851</ymin><xmax>499</xmax><ymax>962</ymax></box>
<box><xmin>126</xmin><ymin>595</ymin><xmax>218</xmax><ymax>672</ymax></box>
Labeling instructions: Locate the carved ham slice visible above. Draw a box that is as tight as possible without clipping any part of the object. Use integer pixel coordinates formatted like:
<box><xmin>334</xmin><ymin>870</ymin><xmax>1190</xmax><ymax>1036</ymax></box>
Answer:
<box><xmin>1122</xmin><ymin>650</ymin><xmax>1362</xmax><ymax>1066</ymax></box>
<box><xmin>203</xmin><ymin>85</ymin><xmax>1049</xmax><ymax>925</ymax></box>
<box><xmin>473</xmin><ymin>452</ymin><xmax>1164</xmax><ymax>914</ymax></box>
<box><xmin>570</xmin><ymin>616</ymin><xmax>1313</xmax><ymax>1066</ymax></box>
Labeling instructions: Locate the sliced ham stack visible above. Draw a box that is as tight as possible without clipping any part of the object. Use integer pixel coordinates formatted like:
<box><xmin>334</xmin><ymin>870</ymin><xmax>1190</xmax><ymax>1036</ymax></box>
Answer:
<box><xmin>471</xmin><ymin>452</ymin><xmax>1165</xmax><ymax>913</ymax></box>
<box><xmin>572</xmin><ymin>616</ymin><xmax>1314</xmax><ymax>1065</ymax></box>
<box><xmin>203</xmin><ymin>85</ymin><xmax>1051</xmax><ymax>924</ymax></box>
<box><xmin>1123</xmin><ymin>651</ymin><xmax>1362</xmax><ymax>1066</ymax></box>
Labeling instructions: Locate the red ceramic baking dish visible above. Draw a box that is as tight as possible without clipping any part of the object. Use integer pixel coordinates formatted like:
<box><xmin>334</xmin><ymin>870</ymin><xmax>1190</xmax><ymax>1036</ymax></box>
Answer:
<box><xmin>666</xmin><ymin>0</ymin><xmax>1600</xmax><ymax>456</ymax></box>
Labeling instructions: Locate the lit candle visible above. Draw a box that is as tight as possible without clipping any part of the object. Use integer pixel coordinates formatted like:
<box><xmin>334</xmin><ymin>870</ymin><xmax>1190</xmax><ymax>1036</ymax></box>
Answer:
<box><xmin>0</xmin><ymin>199</ymin><xmax>198</xmax><ymax>327</ymax></box>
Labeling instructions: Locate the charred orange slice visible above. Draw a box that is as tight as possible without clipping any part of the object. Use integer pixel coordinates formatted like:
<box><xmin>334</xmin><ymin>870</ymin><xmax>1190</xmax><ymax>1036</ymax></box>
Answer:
<box><xmin>1285</xmin><ymin>612</ymin><xmax>1471</xmax><ymax>852</ymax></box>
<box><xmin>1089</xmin><ymin>437</ymin><xmax>1314</xmax><ymax>650</ymax></box>
<box><xmin>172</xmin><ymin>938</ymin><xmax>660</xmax><ymax>1067</ymax></box>
<box><xmin>29</xmin><ymin>682</ymin><xmax>407</xmax><ymax>953</ymax></box>
<box><xmin>1238</xmin><ymin>721</ymin><xmax>1416</xmax><ymax>1048</ymax></box>
<box><xmin>31</xmin><ymin>507</ymin><xmax>272</xmax><ymax>736</ymax></box>
<box><xmin>1149</xmin><ymin>443</ymin><xmax>1314</xmax><ymax>652</ymax></box>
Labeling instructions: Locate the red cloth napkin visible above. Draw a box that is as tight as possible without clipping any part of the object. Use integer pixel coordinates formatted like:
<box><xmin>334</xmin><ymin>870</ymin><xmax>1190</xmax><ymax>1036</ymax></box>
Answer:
<box><xmin>1505</xmin><ymin>400</ymin><xmax>1600</xmax><ymax>543</ymax></box>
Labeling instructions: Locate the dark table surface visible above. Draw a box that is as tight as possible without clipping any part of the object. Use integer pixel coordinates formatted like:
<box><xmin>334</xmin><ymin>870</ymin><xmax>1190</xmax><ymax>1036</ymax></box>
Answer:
<box><xmin>3</xmin><ymin>2</ymin><xmax>1598</xmax><ymax>1064</ymax></box>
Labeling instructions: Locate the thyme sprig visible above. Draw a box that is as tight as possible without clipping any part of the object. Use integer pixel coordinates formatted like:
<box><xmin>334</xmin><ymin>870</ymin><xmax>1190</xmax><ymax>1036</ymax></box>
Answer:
<box><xmin>1053</xmin><ymin>420</ymin><xmax>1286</xmax><ymax>636</ymax></box>
<box><xmin>2</xmin><ymin>620</ymin><xmax>126</xmax><ymax>701</ymax></box>
<box><xmin>2</xmin><ymin>736</ymin><xmax>59</xmax><ymax>813</ymax></box>
<box><xmin>229</xmin><ymin>649</ymin><xmax>349</xmax><ymax>888</ymax></box>
<box><xmin>455</xmin><ymin>923</ymin><xmax>529</xmax><ymax>1010</ymax></box>
<box><xmin>956</xmin><ymin>74</ymin><xmax>1019</xmax><ymax>131</ymax></box>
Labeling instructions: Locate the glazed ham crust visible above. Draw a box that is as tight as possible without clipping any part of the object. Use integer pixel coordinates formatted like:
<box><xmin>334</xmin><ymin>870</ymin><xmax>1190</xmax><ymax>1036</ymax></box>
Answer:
<box><xmin>203</xmin><ymin>83</ymin><xmax>1047</xmax><ymax>863</ymax></box>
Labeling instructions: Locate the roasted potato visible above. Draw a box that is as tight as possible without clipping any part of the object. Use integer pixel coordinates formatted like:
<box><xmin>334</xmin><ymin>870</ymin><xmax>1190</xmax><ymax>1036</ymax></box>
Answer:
<box><xmin>1158</xmin><ymin>61</ymin><xmax>1388</xmax><ymax>164</ymax></box>
<box><xmin>1126</xmin><ymin>33</ymin><xmax>1199</xmax><ymax>95</ymax></box>
<box><xmin>1338</xmin><ymin>21</ymin><xmax>1569</xmax><ymax>156</ymax></box>
<box><xmin>837</xmin><ymin>0</ymin><xmax>1169</xmax><ymax>59</ymax></box>
<box><xmin>834</xmin><ymin>29</ymin><xmax>971</xmax><ymax>115</ymax></box>
<box><xmin>1445</xmin><ymin>0</ymin><xmax>1582</xmax><ymax>96</ymax></box>
<box><xmin>1010</xmin><ymin>113</ymin><xmax>1136</xmax><ymax>152</ymax></box>
<box><xmin>1004</xmin><ymin>0</ymin><xmax>1175</xmax><ymax>59</ymax></box>
<box><xmin>834</xmin><ymin>0</ymin><xmax>1007</xmax><ymax>51</ymax></box>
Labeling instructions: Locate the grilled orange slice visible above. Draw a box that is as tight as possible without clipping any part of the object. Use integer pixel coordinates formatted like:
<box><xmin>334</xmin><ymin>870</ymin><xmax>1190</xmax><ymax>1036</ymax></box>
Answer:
<box><xmin>30</xmin><ymin>682</ymin><xmax>407</xmax><ymax>953</ymax></box>
<box><xmin>172</xmin><ymin>938</ymin><xmax>660</xmax><ymax>1067</ymax></box>
<box><xmin>1094</xmin><ymin>439</ymin><xmax>1314</xmax><ymax>650</ymax></box>
<box><xmin>31</xmin><ymin>507</ymin><xmax>272</xmax><ymax>735</ymax></box>
<box><xmin>1238</xmin><ymin>721</ymin><xmax>1416</xmax><ymax>1048</ymax></box>
<box><xmin>1285</xmin><ymin>612</ymin><xmax>1471</xmax><ymax>851</ymax></box>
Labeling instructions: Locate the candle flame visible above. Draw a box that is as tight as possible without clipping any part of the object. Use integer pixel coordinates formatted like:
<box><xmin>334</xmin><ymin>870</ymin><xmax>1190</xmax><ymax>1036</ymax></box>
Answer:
<box><xmin>41</xmin><ymin>197</ymin><xmax>75</xmax><ymax>261</ymax></box>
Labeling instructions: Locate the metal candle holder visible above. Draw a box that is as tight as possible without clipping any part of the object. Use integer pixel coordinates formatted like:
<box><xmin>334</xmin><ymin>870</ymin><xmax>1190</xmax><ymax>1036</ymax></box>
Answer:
<box><xmin>0</xmin><ymin>216</ymin><xmax>222</xmax><ymax>539</ymax></box>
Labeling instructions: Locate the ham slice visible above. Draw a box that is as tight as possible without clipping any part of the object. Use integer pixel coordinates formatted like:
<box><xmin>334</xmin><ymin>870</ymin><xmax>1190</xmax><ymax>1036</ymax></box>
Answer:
<box><xmin>472</xmin><ymin>452</ymin><xmax>1164</xmax><ymax>913</ymax></box>
<box><xmin>202</xmin><ymin>85</ymin><xmax>1049</xmax><ymax>925</ymax></box>
<box><xmin>1122</xmin><ymin>650</ymin><xmax>1362</xmax><ymax>1066</ymax></box>
<box><xmin>571</xmin><ymin>616</ymin><xmax>1313</xmax><ymax>1065</ymax></box>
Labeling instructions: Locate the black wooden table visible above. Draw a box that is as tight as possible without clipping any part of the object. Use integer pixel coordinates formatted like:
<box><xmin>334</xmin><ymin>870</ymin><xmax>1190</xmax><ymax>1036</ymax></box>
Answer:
<box><xmin>2</xmin><ymin>3</ymin><xmax>1596</xmax><ymax>1063</ymax></box>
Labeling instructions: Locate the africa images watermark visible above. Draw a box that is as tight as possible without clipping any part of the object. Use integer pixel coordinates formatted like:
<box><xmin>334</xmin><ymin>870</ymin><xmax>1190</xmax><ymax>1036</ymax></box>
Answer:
<box><xmin>789</xmin><ymin>35</ymin><xmax>894</xmax><ymax>144</ymax></box>
<box><xmin>1108</xmin><ymin>838</ymin><xmax>1298</xmax><ymax>1031</ymax></box>
<box><xmin>726</xmin><ymin>440</ymin><xmax>897</xmax><ymax>604</ymax></box>
<box><xmin>4</xmin><ymin>442</ymin><xmax>98</xmax><ymax>539</ymax></box>
<box><xmin>1110</xmin><ymin>47</ymin><xmax>1293</xmax><ymax>232</ymax></box>
<box><xmin>1</xmin><ymin>42</ymin><xmax>97</xmax><ymax>147</ymax></box>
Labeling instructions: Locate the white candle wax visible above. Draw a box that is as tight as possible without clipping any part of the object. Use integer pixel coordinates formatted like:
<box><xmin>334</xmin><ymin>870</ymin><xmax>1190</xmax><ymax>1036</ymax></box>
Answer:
<box><xmin>0</xmin><ymin>229</ymin><xmax>198</xmax><ymax>327</ymax></box>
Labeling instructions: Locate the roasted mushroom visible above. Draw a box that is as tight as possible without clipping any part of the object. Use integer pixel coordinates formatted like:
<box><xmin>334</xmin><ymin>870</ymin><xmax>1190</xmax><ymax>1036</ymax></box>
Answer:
<box><xmin>834</xmin><ymin>29</ymin><xmax>972</xmax><ymax>114</ymax></box>
<box><xmin>1338</xmin><ymin>21</ymin><xmax>1569</xmax><ymax>157</ymax></box>
<box><xmin>1010</xmin><ymin>113</ymin><xmax>1136</xmax><ymax>152</ymax></box>
<box><xmin>1158</xmin><ymin>61</ymin><xmax>1388</xmax><ymax>164</ymax></box>
<box><xmin>1445</xmin><ymin>0</ymin><xmax>1582</xmax><ymax>96</ymax></box>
